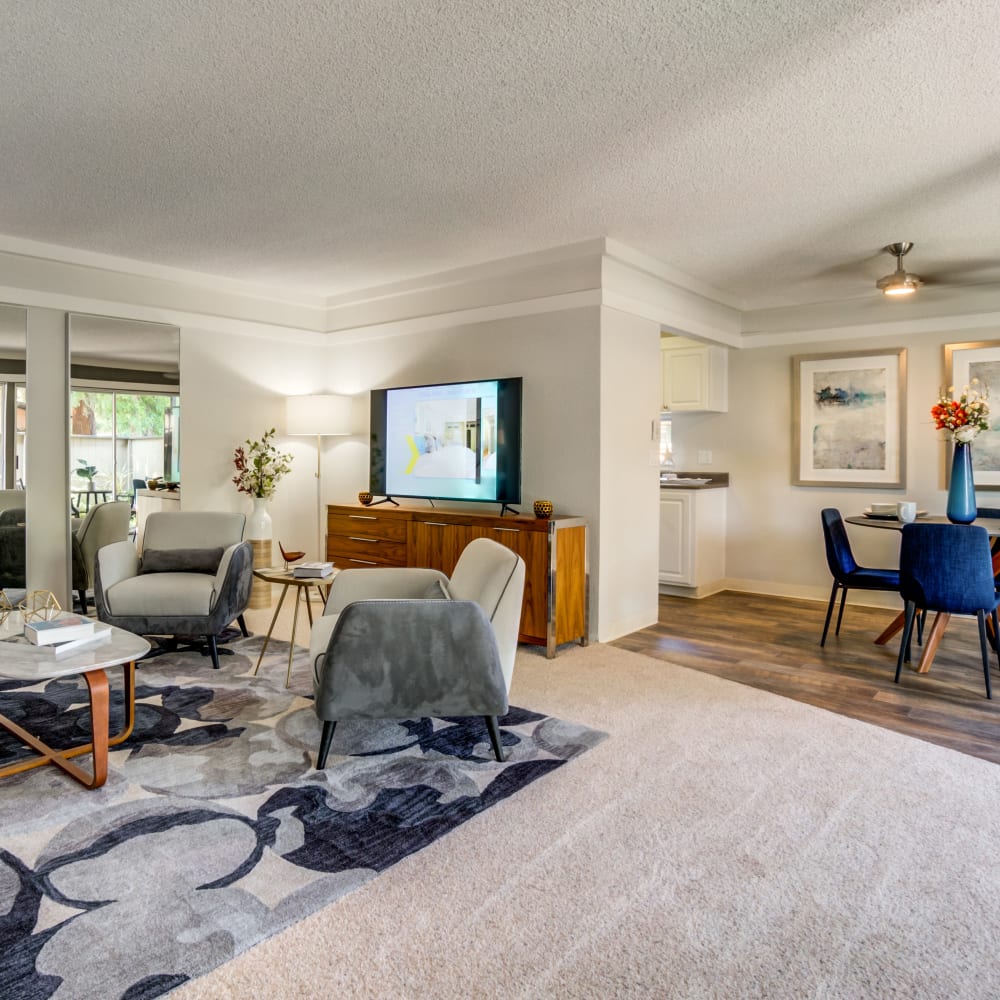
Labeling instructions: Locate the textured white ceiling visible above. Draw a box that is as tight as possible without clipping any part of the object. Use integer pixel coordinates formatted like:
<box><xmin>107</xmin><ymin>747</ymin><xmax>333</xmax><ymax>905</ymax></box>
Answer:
<box><xmin>2</xmin><ymin>0</ymin><xmax>1000</xmax><ymax>311</ymax></box>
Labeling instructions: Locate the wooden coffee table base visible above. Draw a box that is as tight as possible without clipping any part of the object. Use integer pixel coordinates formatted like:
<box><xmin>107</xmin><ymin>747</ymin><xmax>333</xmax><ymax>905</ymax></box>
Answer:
<box><xmin>0</xmin><ymin>661</ymin><xmax>137</xmax><ymax>789</ymax></box>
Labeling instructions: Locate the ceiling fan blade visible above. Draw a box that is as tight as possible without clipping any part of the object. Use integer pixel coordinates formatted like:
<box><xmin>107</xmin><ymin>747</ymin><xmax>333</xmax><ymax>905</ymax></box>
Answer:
<box><xmin>924</xmin><ymin>258</ymin><xmax>1000</xmax><ymax>287</ymax></box>
<box><xmin>812</xmin><ymin>252</ymin><xmax>887</xmax><ymax>282</ymax></box>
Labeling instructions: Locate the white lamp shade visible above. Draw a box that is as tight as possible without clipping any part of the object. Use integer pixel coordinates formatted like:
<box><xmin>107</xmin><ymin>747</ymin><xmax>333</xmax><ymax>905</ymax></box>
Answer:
<box><xmin>286</xmin><ymin>394</ymin><xmax>352</xmax><ymax>436</ymax></box>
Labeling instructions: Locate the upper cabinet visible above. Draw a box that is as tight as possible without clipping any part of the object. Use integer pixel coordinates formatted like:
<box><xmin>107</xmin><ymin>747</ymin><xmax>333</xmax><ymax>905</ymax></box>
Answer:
<box><xmin>661</xmin><ymin>336</ymin><xmax>728</xmax><ymax>412</ymax></box>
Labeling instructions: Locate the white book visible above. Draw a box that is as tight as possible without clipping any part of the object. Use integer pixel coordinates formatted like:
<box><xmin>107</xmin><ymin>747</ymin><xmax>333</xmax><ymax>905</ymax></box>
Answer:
<box><xmin>52</xmin><ymin>622</ymin><xmax>113</xmax><ymax>656</ymax></box>
<box><xmin>24</xmin><ymin>615</ymin><xmax>95</xmax><ymax>646</ymax></box>
<box><xmin>293</xmin><ymin>561</ymin><xmax>335</xmax><ymax>578</ymax></box>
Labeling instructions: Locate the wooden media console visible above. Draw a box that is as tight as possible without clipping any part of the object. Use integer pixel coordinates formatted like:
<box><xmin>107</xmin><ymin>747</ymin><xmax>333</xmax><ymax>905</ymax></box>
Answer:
<box><xmin>326</xmin><ymin>503</ymin><xmax>588</xmax><ymax>657</ymax></box>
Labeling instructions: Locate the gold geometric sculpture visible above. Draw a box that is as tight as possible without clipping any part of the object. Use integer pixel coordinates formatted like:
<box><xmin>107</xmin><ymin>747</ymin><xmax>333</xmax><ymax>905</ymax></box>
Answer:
<box><xmin>18</xmin><ymin>590</ymin><xmax>61</xmax><ymax>623</ymax></box>
<box><xmin>0</xmin><ymin>590</ymin><xmax>13</xmax><ymax>627</ymax></box>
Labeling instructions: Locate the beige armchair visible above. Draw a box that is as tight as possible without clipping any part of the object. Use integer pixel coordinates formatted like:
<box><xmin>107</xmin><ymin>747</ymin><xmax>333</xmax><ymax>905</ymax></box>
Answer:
<box><xmin>74</xmin><ymin>500</ymin><xmax>131</xmax><ymax>613</ymax></box>
<box><xmin>94</xmin><ymin>511</ymin><xmax>253</xmax><ymax>668</ymax></box>
<box><xmin>308</xmin><ymin>537</ymin><xmax>526</xmax><ymax>767</ymax></box>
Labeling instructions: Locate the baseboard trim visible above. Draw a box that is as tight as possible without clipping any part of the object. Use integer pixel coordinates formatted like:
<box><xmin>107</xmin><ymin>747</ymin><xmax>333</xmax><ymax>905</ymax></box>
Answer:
<box><xmin>658</xmin><ymin>580</ymin><xmax>728</xmax><ymax>599</ymax></box>
<box><xmin>715</xmin><ymin>577</ymin><xmax>902</xmax><ymax>610</ymax></box>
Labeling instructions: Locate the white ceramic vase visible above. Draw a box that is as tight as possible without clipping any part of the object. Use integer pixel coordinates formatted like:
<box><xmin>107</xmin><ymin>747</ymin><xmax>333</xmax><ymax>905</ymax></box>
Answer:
<box><xmin>247</xmin><ymin>497</ymin><xmax>272</xmax><ymax>541</ymax></box>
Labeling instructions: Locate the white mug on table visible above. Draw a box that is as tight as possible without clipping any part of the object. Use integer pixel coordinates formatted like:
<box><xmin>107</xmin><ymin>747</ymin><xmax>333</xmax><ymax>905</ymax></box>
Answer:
<box><xmin>897</xmin><ymin>501</ymin><xmax>917</xmax><ymax>523</ymax></box>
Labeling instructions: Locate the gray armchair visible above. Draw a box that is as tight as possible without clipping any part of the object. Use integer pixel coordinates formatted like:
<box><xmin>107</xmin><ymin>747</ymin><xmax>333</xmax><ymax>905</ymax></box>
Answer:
<box><xmin>74</xmin><ymin>500</ymin><xmax>131</xmax><ymax>613</ymax></box>
<box><xmin>308</xmin><ymin>536</ymin><xmax>526</xmax><ymax>767</ymax></box>
<box><xmin>94</xmin><ymin>511</ymin><xmax>253</xmax><ymax>669</ymax></box>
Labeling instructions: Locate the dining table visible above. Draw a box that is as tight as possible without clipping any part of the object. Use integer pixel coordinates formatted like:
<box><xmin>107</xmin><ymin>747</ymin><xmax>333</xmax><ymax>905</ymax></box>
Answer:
<box><xmin>846</xmin><ymin>512</ymin><xmax>1000</xmax><ymax>674</ymax></box>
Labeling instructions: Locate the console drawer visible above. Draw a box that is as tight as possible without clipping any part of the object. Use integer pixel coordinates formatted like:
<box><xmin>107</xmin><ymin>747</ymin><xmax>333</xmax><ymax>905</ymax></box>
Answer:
<box><xmin>328</xmin><ymin>535</ymin><xmax>406</xmax><ymax>566</ymax></box>
<box><xmin>327</xmin><ymin>511</ymin><xmax>408</xmax><ymax>542</ymax></box>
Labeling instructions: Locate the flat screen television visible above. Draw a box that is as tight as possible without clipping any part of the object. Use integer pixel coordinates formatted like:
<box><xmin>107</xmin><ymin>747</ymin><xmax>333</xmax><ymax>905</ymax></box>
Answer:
<box><xmin>370</xmin><ymin>376</ymin><xmax>522</xmax><ymax>508</ymax></box>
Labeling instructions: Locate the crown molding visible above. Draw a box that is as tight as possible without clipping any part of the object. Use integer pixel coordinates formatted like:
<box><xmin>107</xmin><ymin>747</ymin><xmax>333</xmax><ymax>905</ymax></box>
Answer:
<box><xmin>740</xmin><ymin>282</ymin><xmax>1000</xmax><ymax>347</ymax></box>
<box><xmin>323</xmin><ymin>238</ymin><xmax>608</xmax><ymax>308</ymax></box>
<box><xmin>0</xmin><ymin>282</ymin><xmax>330</xmax><ymax>347</ymax></box>
<box><xmin>0</xmin><ymin>242</ymin><xmax>329</xmax><ymax>336</ymax></box>
<box><xmin>4</xmin><ymin>232</ymin><xmax>998</xmax><ymax>350</ymax></box>
<box><xmin>0</xmin><ymin>234</ymin><xmax>328</xmax><ymax>309</ymax></box>
<box><xmin>602</xmin><ymin>238</ymin><xmax>743</xmax><ymax>310</ymax></box>
<box><xmin>600</xmin><ymin>256</ymin><xmax>742</xmax><ymax>347</ymax></box>
<box><xmin>321</xmin><ymin>290</ymin><xmax>603</xmax><ymax>345</ymax></box>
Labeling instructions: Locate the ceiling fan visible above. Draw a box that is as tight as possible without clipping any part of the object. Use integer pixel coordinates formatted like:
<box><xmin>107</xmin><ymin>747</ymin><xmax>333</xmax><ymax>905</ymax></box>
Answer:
<box><xmin>876</xmin><ymin>242</ymin><xmax>923</xmax><ymax>297</ymax></box>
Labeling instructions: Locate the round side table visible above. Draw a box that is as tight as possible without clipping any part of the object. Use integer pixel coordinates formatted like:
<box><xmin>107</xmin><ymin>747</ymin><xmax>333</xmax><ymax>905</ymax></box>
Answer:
<box><xmin>251</xmin><ymin>567</ymin><xmax>336</xmax><ymax>687</ymax></box>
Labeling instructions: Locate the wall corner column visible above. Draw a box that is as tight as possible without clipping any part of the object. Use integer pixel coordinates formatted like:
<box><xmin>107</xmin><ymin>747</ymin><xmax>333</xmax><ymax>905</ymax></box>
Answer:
<box><xmin>26</xmin><ymin>308</ymin><xmax>70</xmax><ymax>606</ymax></box>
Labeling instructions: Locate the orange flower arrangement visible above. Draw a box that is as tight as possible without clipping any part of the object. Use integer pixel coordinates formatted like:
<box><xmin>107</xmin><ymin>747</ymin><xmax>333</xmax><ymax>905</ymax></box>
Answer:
<box><xmin>931</xmin><ymin>382</ymin><xmax>990</xmax><ymax>442</ymax></box>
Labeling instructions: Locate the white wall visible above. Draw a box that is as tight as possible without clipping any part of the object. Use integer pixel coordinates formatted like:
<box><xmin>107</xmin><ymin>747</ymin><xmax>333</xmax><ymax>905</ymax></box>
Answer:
<box><xmin>671</xmin><ymin>326</ymin><xmax>974</xmax><ymax>607</ymax></box>
<box><xmin>598</xmin><ymin>307</ymin><xmax>662</xmax><ymax>638</ymax></box>
<box><xmin>180</xmin><ymin>327</ymin><xmax>329</xmax><ymax>559</ymax></box>
<box><xmin>322</xmin><ymin>307</ymin><xmax>624</xmax><ymax>635</ymax></box>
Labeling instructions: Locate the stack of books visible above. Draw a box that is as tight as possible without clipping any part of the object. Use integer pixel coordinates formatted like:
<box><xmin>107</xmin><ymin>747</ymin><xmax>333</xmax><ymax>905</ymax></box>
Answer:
<box><xmin>24</xmin><ymin>615</ymin><xmax>112</xmax><ymax>656</ymax></box>
<box><xmin>293</xmin><ymin>561</ymin><xmax>335</xmax><ymax>579</ymax></box>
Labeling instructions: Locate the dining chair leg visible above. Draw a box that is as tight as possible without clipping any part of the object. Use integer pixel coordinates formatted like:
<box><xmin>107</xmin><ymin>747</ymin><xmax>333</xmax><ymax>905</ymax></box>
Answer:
<box><xmin>895</xmin><ymin>603</ymin><xmax>917</xmax><ymax>684</ymax></box>
<box><xmin>834</xmin><ymin>586</ymin><xmax>849</xmax><ymax>637</ymax></box>
<box><xmin>820</xmin><ymin>580</ymin><xmax>840</xmax><ymax>647</ymax></box>
<box><xmin>977</xmin><ymin>610</ymin><xmax>993</xmax><ymax>700</ymax></box>
<box><xmin>992</xmin><ymin>608</ymin><xmax>1000</xmax><ymax>681</ymax></box>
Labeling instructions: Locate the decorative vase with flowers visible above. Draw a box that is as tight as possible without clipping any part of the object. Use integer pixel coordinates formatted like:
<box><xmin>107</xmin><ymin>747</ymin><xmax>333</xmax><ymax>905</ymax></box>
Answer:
<box><xmin>233</xmin><ymin>430</ymin><xmax>293</xmax><ymax>605</ymax></box>
<box><xmin>931</xmin><ymin>382</ymin><xmax>991</xmax><ymax>524</ymax></box>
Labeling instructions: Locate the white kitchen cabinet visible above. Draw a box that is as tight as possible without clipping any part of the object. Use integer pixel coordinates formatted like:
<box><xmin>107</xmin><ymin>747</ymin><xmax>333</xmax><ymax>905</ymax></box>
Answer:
<box><xmin>661</xmin><ymin>337</ymin><xmax>728</xmax><ymax>412</ymax></box>
<box><xmin>659</xmin><ymin>488</ymin><xmax>727</xmax><ymax>595</ymax></box>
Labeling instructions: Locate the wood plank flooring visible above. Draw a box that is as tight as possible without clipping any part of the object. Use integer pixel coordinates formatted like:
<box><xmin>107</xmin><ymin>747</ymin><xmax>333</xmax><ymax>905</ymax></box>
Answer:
<box><xmin>612</xmin><ymin>591</ymin><xmax>1000</xmax><ymax>765</ymax></box>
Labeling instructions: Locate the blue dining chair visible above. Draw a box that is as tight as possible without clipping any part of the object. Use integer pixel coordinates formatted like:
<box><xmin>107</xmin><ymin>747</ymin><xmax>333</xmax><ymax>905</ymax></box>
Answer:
<box><xmin>819</xmin><ymin>508</ymin><xmax>901</xmax><ymax>646</ymax></box>
<box><xmin>895</xmin><ymin>522</ymin><xmax>1000</xmax><ymax>699</ymax></box>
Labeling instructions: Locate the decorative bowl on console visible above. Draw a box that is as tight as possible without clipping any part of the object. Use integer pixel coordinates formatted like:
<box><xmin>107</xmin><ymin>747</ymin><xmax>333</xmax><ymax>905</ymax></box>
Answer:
<box><xmin>533</xmin><ymin>500</ymin><xmax>554</xmax><ymax>519</ymax></box>
<box><xmin>358</xmin><ymin>491</ymin><xmax>373</xmax><ymax>506</ymax></box>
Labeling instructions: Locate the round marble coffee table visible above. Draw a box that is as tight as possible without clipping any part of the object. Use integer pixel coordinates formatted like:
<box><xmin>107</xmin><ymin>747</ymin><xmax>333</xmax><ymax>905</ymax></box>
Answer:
<box><xmin>0</xmin><ymin>617</ymin><xmax>150</xmax><ymax>789</ymax></box>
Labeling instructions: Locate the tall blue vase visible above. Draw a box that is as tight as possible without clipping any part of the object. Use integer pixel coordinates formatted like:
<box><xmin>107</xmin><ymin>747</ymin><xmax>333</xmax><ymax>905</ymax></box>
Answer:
<box><xmin>947</xmin><ymin>441</ymin><xmax>976</xmax><ymax>524</ymax></box>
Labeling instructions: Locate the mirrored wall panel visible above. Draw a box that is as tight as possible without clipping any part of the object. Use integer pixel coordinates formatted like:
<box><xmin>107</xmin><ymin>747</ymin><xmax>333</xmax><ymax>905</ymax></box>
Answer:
<box><xmin>68</xmin><ymin>313</ymin><xmax>180</xmax><ymax>534</ymax></box>
<box><xmin>0</xmin><ymin>304</ymin><xmax>27</xmax><ymax>593</ymax></box>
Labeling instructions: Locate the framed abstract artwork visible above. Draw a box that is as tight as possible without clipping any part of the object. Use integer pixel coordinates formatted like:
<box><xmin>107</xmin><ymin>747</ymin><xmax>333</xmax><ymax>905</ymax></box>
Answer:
<box><xmin>945</xmin><ymin>340</ymin><xmax>1000</xmax><ymax>488</ymax></box>
<box><xmin>791</xmin><ymin>348</ymin><xmax>907</xmax><ymax>488</ymax></box>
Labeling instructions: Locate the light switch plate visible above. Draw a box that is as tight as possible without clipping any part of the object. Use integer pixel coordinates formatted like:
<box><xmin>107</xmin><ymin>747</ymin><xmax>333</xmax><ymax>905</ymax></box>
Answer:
<box><xmin>698</xmin><ymin>450</ymin><xmax>713</xmax><ymax>464</ymax></box>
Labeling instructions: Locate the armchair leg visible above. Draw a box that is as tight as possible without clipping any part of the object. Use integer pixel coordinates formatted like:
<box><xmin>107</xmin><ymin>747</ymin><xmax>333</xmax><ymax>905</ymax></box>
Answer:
<box><xmin>317</xmin><ymin>720</ymin><xmax>337</xmax><ymax>768</ymax></box>
<box><xmin>484</xmin><ymin>715</ymin><xmax>506</xmax><ymax>762</ymax></box>
<box><xmin>237</xmin><ymin>614</ymin><xmax>249</xmax><ymax>637</ymax></box>
<box><xmin>78</xmin><ymin>589</ymin><xmax>88</xmax><ymax>615</ymax></box>
<box><xmin>206</xmin><ymin>634</ymin><xmax>220</xmax><ymax>670</ymax></box>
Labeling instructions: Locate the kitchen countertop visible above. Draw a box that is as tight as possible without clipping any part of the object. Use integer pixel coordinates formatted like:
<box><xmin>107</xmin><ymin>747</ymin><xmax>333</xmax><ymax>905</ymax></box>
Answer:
<box><xmin>660</xmin><ymin>472</ymin><xmax>730</xmax><ymax>490</ymax></box>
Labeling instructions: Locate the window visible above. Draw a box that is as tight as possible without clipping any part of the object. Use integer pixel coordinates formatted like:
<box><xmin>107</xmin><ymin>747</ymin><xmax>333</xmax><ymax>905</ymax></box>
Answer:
<box><xmin>70</xmin><ymin>389</ymin><xmax>179</xmax><ymax>500</ymax></box>
<box><xmin>659</xmin><ymin>414</ymin><xmax>674</xmax><ymax>468</ymax></box>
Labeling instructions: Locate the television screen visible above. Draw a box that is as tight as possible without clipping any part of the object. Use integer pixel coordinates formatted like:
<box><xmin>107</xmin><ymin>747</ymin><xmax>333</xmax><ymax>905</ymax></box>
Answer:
<box><xmin>370</xmin><ymin>377</ymin><xmax>522</xmax><ymax>505</ymax></box>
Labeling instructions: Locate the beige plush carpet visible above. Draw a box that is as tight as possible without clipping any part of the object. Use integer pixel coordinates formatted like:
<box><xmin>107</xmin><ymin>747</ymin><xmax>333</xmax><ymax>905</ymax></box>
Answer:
<box><xmin>172</xmin><ymin>641</ymin><xmax>1000</xmax><ymax>1000</ymax></box>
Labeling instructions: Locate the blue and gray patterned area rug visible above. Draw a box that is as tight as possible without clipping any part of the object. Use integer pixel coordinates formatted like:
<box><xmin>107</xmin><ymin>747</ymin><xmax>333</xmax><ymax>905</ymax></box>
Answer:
<box><xmin>0</xmin><ymin>636</ymin><xmax>605</xmax><ymax>1000</ymax></box>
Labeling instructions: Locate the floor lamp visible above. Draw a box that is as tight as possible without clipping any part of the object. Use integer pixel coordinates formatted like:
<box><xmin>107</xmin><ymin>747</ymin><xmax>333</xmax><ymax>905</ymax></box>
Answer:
<box><xmin>286</xmin><ymin>394</ymin><xmax>353</xmax><ymax>560</ymax></box>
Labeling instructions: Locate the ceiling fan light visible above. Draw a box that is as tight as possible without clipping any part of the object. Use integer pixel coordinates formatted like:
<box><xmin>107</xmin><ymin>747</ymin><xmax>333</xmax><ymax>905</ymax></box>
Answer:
<box><xmin>876</xmin><ymin>243</ymin><xmax>924</xmax><ymax>297</ymax></box>
<box><xmin>877</xmin><ymin>269</ymin><xmax>923</xmax><ymax>296</ymax></box>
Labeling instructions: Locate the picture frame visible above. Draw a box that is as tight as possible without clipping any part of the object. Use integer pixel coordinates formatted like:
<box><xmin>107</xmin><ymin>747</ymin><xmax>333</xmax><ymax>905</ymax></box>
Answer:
<box><xmin>791</xmin><ymin>348</ymin><xmax>906</xmax><ymax>488</ymax></box>
<box><xmin>944</xmin><ymin>340</ymin><xmax>1000</xmax><ymax>489</ymax></box>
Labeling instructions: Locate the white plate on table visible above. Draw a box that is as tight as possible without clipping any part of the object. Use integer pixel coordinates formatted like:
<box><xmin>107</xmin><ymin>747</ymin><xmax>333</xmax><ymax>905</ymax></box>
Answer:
<box><xmin>861</xmin><ymin>508</ymin><xmax>927</xmax><ymax>520</ymax></box>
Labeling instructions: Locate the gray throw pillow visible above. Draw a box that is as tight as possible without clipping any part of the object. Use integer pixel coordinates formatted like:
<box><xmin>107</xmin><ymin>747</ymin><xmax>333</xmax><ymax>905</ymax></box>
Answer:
<box><xmin>140</xmin><ymin>547</ymin><xmax>225</xmax><ymax>575</ymax></box>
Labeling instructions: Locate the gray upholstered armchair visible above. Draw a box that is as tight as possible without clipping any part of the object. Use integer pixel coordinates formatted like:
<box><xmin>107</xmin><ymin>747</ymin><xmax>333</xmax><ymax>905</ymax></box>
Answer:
<box><xmin>74</xmin><ymin>500</ymin><xmax>131</xmax><ymax>613</ymax></box>
<box><xmin>308</xmin><ymin>536</ymin><xmax>526</xmax><ymax>768</ymax></box>
<box><xmin>94</xmin><ymin>511</ymin><xmax>253</xmax><ymax>669</ymax></box>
